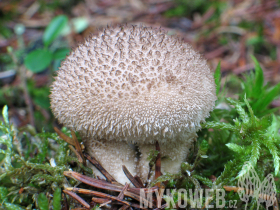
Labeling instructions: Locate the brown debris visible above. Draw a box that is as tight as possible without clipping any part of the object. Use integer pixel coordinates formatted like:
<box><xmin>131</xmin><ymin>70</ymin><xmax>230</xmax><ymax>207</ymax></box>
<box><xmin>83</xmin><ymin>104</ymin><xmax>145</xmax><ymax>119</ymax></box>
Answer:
<box><xmin>116</xmin><ymin>183</ymin><xmax>130</xmax><ymax>209</ymax></box>
<box><xmin>63</xmin><ymin>171</ymin><xmax>158</xmax><ymax>200</ymax></box>
<box><xmin>133</xmin><ymin>175</ymin><xmax>145</xmax><ymax>188</ymax></box>
<box><xmin>91</xmin><ymin>197</ymin><xmax>110</xmax><ymax>204</ymax></box>
<box><xmin>66</xmin><ymin>187</ymin><xmax>152</xmax><ymax>209</ymax></box>
<box><xmin>63</xmin><ymin>190</ymin><xmax>90</xmax><ymax>209</ymax></box>
<box><xmin>63</xmin><ymin>149</ymin><xmax>163</xmax><ymax>209</ymax></box>
<box><xmin>122</xmin><ymin>165</ymin><xmax>143</xmax><ymax>188</ymax></box>
<box><xmin>54</xmin><ymin>127</ymin><xmax>85</xmax><ymax>165</ymax></box>
<box><xmin>117</xmin><ymin>183</ymin><xmax>130</xmax><ymax>200</ymax></box>
<box><xmin>84</xmin><ymin>153</ymin><xmax>117</xmax><ymax>183</ymax></box>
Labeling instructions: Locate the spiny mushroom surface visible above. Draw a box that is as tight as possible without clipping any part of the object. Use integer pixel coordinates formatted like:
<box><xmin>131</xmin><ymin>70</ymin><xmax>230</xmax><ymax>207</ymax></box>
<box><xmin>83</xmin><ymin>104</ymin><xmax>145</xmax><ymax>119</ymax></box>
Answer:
<box><xmin>50</xmin><ymin>25</ymin><xmax>216</xmax><ymax>184</ymax></box>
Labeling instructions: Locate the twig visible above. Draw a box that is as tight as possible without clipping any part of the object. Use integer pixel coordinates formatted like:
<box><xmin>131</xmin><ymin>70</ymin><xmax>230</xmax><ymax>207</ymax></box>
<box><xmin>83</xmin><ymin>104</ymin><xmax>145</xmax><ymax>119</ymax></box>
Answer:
<box><xmin>91</xmin><ymin>197</ymin><xmax>138</xmax><ymax>209</ymax></box>
<box><xmin>84</xmin><ymin>153</ymin><xmax>117</xmax><ymax>183</ymax></box>
<box><xmin>69</xmin><ymin>145</ymin><xmax>84</xmax><ymax>163</ymax></box>
<box><xmin>110</xmin><ymin>183</ymin><xmax>130</xmax><ymax>209</ymax></box>
<box><xmin>134</xmin><ymin>175</ymin><xmax>145</xmax><ymax>188</ymax></box>
<box><xmin>117</xmin><ymin>183</ymin><xmax>129</xmax><ymax>200</ymax></box>
<box><xmin>91</xmin><ymin>197</ymin><xmax>110</xmax><ymax>204</ymax></box>
<box><xmin>54</xmin><ymin>127</ymin><xmax>75</xmax><ymax>145</ymax></box>
<box><xmin>63</xmin><ymin>190</ymin><xmax>90</xmax><ymax>209</ymax></box>
<box><xmin>122</xmin><ymin>165</ymin><xmax>143</xmax><ymax>188</ymax></box>
<box><xmin>66</xmin><ymin>187</ymin><xmax>152</xmax><ymax>209</ymax></box>
<box><xmin>63</xmin><ymin>171</ymin><xmax>158</xmax><ymax>200</ymax></box>
<box><xmin>99</xmin><ymin>200</ymin><xmax>112</xmax><ymax>208</ymax></box>
<box><xmin>71</xmin><ymin>130</ymin><xmax>86</xmax><ymax>165</ymax></box>
<box><xmin>118</xmin><ymin>183</ymin><xmax>129</xmax><ymax>210</ymax></box>
<box><xmin>54</xmin><ymin>127</ymin><xmax>85</xmax><ymax>165</ymax></box>
<box><xmin>63</xmin><ymin>153</ymin><xmax>162</xmax><ymax>209</ymax></box>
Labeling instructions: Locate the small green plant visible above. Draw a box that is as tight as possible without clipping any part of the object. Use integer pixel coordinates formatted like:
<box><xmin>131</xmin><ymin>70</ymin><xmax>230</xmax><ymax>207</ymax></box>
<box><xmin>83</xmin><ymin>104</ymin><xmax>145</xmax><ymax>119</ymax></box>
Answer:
<box><xmin>24</xmin><ymin>15</ymin><xmax>69</xmax><ymax>73</ymax></box>
<box><xmin>0</xmin><ymin>105</ymin><xmax>92</xmax><ymax>209</ymax></box>
<box><xmin>205</xmin><ymin>96</ymin><xmax>280</xmax><ymax>176</ymax></box>
<box><xmin>1</xmin><ymin>15</ymin><xmax>79</xmax><ymax>132</ymax></box>
<box><xmin>238</xmin><ymin>56</ymin><xmax>280</xmax><ymax>116</ymax></box>
<box><xmin>22</xmin><ymin>15</ymin><xmax>89</xmax><ymax>73</ymax></box>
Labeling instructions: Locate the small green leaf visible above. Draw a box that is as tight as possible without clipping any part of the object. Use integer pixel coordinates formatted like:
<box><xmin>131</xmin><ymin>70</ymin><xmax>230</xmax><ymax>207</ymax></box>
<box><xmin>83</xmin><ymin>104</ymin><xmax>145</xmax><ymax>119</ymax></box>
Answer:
<box><xmin>24</xmin><ymin>49</ymin><xmax>52</xmax><ymax>73</ymax></box>
<box><xmin>53</xmin><ymin>48</ymin><xmax>70</xmax><ymax>60</ymax></box>
<box><xmin>203</xmin><ymin>121</ymin><xmax>237</xmax><ymax>131</ymax></box>
<box><xmin>226</xmin><ymin>98</ymin><xmax>249</xmax><ymax>123</ymax></box>
<box><xmin>256</xmin><ymin>82</ymin><xmax>280</xmax><ymax>111</ymax></box>
<box><xmin>244</xmin><ymin>96</ymin><xmax>255</xmax><ymax>124</ymax></box>
<box><xmin>43</xmin><ymin>15</ymin><xmax>68</xmax><ymax>47</ymax></box>
<box><xmin>37</xmin><ymin>193</ymin><xmax>49</xmax><ymax>210</ymax></box>
<box><xmin>214</xmin><ymin>62</ymin><xmax>221</xmax><ymax>95</ymax></box>
<box><xmin>2</xmin><ymin>105</ymin><xmax>9</xmax><ymax>125</ymax></box>
<box><xmin>225</xmin><ymin>143</ymin><xmax>245</xmax><ymax>153</ymax></box>
<box><xmin>53</xmin><ymin>188</ymin><xmax>61</xmax><ymax>210</ymax></box>
<box><xmin>249</xmin><ymin>141</ymin><xmax>260</xmax><ymax>167</ymax></box>
<box><xmin>251</xmin><ymin>55</ymin><xmax>264</xmax><ymax>96</ymax></box>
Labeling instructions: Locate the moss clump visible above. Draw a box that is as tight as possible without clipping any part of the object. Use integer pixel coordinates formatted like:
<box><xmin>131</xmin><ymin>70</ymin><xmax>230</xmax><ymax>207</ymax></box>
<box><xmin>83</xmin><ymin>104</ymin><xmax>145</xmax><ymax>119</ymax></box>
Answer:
<box><xmin>0</xmin><ymin>105</ymin><xmax>92</xmax><ymax>209</ymax></box>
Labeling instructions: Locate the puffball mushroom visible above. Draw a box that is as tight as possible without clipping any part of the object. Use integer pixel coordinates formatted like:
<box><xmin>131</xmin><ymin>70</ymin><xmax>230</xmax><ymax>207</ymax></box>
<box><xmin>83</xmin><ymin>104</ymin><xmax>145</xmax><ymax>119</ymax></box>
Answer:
<box><xmin>50</xmin><ymin>25</ymin><xmax>216</xmax><ymax>185</ymax></box>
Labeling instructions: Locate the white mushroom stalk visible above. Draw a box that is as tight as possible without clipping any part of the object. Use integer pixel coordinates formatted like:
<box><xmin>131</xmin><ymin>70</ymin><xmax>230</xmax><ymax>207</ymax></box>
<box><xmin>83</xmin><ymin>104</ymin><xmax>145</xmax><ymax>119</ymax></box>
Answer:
<box><xmin>50</xmin><ymin>25</ymin><xmax>216</xmax><ymax>185</ymax></box>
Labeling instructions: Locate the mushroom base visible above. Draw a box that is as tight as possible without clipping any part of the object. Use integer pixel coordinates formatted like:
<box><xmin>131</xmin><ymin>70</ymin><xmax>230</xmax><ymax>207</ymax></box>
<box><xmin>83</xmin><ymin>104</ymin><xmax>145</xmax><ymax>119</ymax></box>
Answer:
<box><xmin>137</xmin><ymin>134</ymin><xmax>197</xmax><ymax>184</ymax></box>
<box><xmin>84</xmin><ymin>134</ymin><xmax>196</xmax><ymax>185</ymax></box>
<box><xmin>84</xmin><ymin>138</ymin><xmax>138</xmax><ymax>184</ymax></box>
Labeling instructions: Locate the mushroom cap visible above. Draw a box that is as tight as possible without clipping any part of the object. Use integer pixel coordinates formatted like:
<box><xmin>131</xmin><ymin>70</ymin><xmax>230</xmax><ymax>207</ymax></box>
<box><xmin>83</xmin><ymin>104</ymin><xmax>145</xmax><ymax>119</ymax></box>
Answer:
<box><xmin>50</xmin><ymin>25</ymin><xmax>216</xmax><ymax>144</ymax></box>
